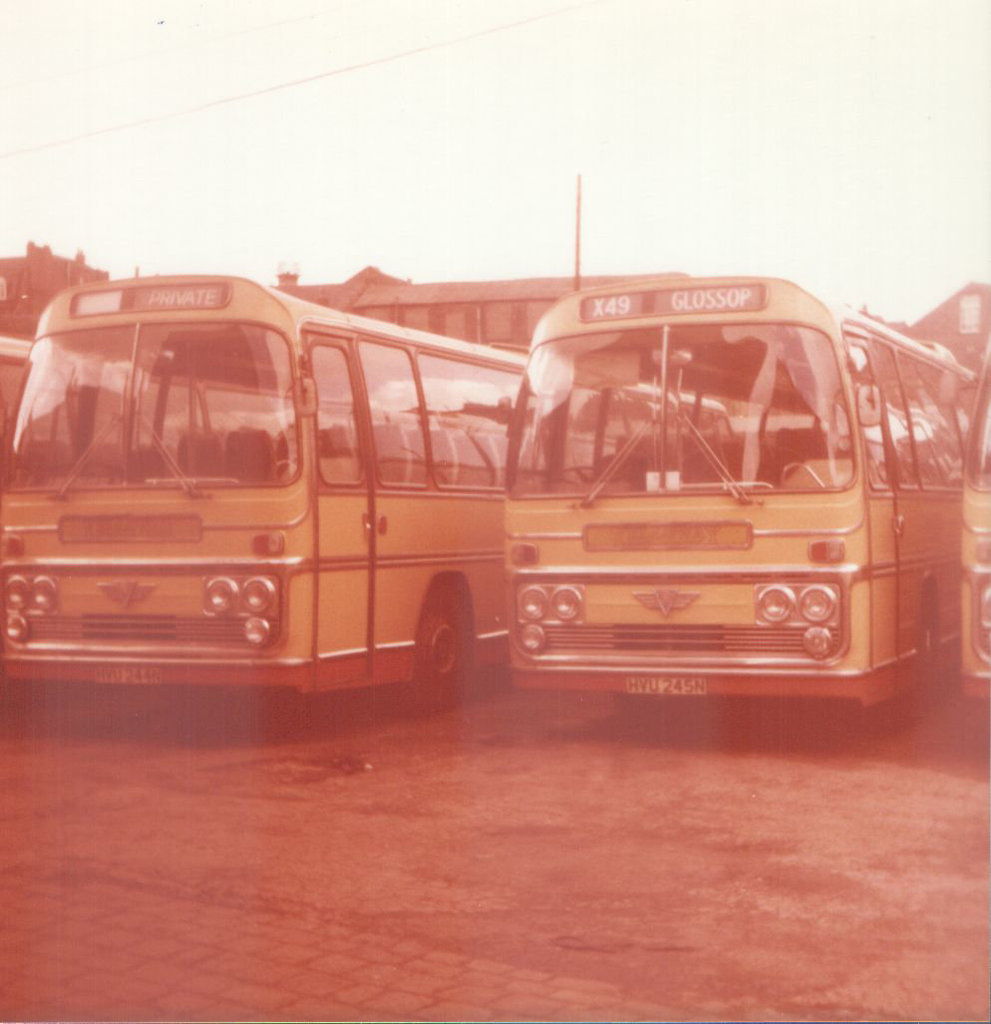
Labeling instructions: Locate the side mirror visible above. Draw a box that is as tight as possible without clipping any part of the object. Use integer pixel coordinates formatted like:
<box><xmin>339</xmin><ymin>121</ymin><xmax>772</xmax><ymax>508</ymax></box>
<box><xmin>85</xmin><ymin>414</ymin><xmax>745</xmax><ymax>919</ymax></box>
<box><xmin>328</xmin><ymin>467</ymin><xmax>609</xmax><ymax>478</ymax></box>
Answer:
<box><xmin>294</xmin><ymin>377</ymin><xmax>317</xmax><ymax>417</ymax></box>
<box><xmin>856</xmin><ymin>383</ymin><xmax>883</xmax><ymax>428</ymax></box>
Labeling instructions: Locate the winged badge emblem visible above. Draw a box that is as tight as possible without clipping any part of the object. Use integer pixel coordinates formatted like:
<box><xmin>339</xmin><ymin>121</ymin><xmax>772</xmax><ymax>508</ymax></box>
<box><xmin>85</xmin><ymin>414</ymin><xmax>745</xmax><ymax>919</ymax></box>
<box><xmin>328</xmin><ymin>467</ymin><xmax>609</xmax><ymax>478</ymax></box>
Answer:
<box><xmin>97</xmin><ymin>580</ymin><xmax>156</xmax><ymax>609</ymax></box>
<box><xmin>633</xmin><ymin>588</ymin><xmax>700</xmax><ymax>617</ymax></box>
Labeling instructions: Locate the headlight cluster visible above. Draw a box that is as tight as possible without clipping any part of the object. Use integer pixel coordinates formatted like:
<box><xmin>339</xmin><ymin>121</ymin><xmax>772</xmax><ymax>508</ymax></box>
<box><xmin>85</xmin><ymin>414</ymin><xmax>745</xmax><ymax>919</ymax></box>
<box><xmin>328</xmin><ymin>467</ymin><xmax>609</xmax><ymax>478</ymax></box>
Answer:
<box><xmin>755</xmin><ymin>583</ymin><xmax>840</xmax><ymax>660</ymax></box>
<box><xmin>516</xmin><ymin>584</ymin><xmax>584</xmax><ymax>654</ymax></box>
<box><xmin>6</xmin><ymin>574</ymin><xmax>58</xmax><ymax>612</ymax></box>
<box><xmin>5</xmin><ymin>574</ymin><xmax>59</xmax><ymax>643</ymax></box>
<box><xmin>203</xmin><ymin>575</ymin><xmax>279</xmax><ymax>647</ymax></box>
<box><xmin>979</xmin><ymin>584</ymin><xmax>991</xmax><ymax>657</ymax></box>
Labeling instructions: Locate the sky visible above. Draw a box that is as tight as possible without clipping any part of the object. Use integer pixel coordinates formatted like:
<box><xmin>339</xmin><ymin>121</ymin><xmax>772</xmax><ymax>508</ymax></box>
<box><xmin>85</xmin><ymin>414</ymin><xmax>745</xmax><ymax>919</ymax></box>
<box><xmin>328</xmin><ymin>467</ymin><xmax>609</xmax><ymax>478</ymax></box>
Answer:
<box><xmin>0</xmin><ymin>0</ymin><xmax>988</xmax><ymax>325</ymax></box>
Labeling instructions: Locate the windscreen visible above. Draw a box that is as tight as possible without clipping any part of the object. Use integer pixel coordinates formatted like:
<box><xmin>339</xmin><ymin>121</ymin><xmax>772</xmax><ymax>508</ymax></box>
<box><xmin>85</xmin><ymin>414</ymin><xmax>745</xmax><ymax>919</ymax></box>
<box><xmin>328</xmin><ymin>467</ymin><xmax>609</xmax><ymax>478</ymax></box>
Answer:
<box><xmin>10</xmin><ymin>322</ymin><xmax>298</xmax><ymax>490</ymax></box>
<box><xmin>968</xmin><ymin>368</ymin><xmax>991</xmax><ymax>490</ymax></box>
<box><xmin>510</xmin><ymin>323</ymin><xmax>853</xmax><ymax>498</ymax></box>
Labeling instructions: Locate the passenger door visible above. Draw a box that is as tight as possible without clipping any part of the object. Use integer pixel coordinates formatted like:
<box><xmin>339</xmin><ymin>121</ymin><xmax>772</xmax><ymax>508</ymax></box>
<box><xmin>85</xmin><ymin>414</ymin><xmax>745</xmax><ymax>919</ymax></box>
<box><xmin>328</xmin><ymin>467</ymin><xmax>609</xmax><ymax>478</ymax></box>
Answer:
<box><xmin>847</xmin><ymin>338</ymin><xmax>900</xmax><ymax>670</ymax></box>
<box><xmin>869</xmin><ymin>340</ymin><xmax>923</xmax><ymax>661</ymax></box>
<box><xmin>309</xmin><ymin>337</ymin><xmax>374</xmax><ymax>687</ymax></box>
<box><xmin>896</xmin><ymin>354</ymin><xmax>967</xmax><ymax>650</ymax></box>
<box><xmin>355</xmin><ymin>338</ymin><xmax>433</xmax><ymax>686</ymax></box>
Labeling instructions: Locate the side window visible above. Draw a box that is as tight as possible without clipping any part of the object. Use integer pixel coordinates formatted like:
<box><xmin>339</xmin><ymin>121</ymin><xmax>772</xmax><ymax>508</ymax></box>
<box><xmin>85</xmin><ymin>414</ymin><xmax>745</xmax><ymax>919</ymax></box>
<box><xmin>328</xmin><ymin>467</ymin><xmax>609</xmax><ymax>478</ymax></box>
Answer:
<box><xmin>870</xmin><ymin>342</ymin><xmax>919</xmax><ymax>489</ymax></box>
<box><xmin>418</xmin><ymin>353</ymin><xmax>519</xmax><ymax>488</ymax></box>
<box><xmin>899</xmin><ymin>357</ymin><xmax>963</xmax><ymax>487</ymax></box>
<box><xmin>847</xmin><ymin>342</ymin><xmax>890</xmax><ymax>489</ymax></box>
<box><xmin>311</xmin><ymin>345</ymin><xmax>362</xmax><ymax>485</ymax></box>
<box><xmin>358</xmin><ymin>341</ymin><xmax>427</xmax><ymax>485</ymax></box>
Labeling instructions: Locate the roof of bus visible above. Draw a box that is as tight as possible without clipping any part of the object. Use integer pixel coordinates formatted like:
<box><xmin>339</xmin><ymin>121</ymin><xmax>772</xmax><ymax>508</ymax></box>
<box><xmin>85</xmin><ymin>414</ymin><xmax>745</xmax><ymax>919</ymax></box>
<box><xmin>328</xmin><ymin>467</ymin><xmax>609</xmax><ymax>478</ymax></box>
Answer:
<box><xmin>35</xmin><ymin>274</ymin><xmax>526</xmax><ymax>370</ymax></box>
<box><xmin>531</xmin><ymin>274</ymin><xmax>972</xmax><ymax>377</ymax></box>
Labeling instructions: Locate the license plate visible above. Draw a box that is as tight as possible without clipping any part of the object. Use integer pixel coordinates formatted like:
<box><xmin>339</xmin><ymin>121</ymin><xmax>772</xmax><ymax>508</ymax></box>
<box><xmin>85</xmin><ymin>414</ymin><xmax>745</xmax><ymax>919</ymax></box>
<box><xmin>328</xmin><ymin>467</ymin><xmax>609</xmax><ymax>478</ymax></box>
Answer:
<box><xmin>94</xmin><ymin>666</ymin><xmax>162</xmax><ymax>685</ymax></box>
<box><xmin>625</xmin><ymin>675</ymin><xmax>707</xmax><ymax>696</ymax></box>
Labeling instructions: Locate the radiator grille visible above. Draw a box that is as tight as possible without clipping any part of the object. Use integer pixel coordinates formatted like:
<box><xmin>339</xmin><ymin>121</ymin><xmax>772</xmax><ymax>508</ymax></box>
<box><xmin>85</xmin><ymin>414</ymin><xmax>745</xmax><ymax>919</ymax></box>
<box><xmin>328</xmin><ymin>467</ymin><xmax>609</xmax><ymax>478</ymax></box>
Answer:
<box><xmin>29</xmin><ymin>614</ymin><xmax>250</xmax><ymax>646</ymax></box>
<box><xmin>542</xmin><ymin>622</ymin><xmax>839</xmax><ymax>658</ymax></box>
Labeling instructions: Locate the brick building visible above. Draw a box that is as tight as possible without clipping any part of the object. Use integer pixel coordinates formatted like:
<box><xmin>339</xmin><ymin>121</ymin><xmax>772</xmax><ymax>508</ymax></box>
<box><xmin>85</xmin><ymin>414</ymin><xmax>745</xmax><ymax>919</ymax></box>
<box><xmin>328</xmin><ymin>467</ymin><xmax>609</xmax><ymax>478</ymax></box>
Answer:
<box><xmin>906</xmin><ymin>282</ymin><xmax>991</xmax><ymax>373</ymax></box>
<box><xmin>275</xmin><ymin>265</ymin><xmax>678</xmax><ymax>349</ymax></box>
<box><xmin>0</xmin><ymin>242</ymin><xmax>109</xmax><ymax>338</ymax></box>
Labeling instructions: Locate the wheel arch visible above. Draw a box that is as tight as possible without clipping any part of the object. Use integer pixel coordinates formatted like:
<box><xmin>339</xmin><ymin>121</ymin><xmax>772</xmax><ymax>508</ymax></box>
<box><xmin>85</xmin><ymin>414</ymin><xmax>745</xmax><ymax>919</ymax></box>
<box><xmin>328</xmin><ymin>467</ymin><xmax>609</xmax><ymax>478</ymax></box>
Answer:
<box><xmin>920</xmin><ymin>571</ymin><xmax>939</xmax><ymax>640</ymax></box>
<box><xmin>418</xmin><ymin>570</ymin><xmax>476</xmax><ymax>637</ymax></box>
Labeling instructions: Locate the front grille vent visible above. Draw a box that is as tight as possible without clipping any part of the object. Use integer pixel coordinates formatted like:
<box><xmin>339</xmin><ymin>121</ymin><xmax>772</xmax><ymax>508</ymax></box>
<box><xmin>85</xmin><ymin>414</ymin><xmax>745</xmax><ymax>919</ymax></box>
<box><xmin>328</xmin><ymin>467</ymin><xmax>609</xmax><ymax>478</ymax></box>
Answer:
<box><xmin>28</xmin><ymin>614</ymin><xmax>247</xmax><ymax>646</ymax></box>
<box><xmin>542</xmin><ymin>622</ymin><xmax>839</xmax><ymax>659</ymax></box>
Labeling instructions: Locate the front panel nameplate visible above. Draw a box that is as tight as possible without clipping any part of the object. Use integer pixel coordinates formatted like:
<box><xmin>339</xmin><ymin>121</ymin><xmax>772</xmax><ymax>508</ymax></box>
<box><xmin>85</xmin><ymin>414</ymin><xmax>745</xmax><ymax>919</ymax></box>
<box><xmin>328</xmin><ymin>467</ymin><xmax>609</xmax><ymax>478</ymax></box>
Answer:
<box><xmin>60</xmin><ymin>515</ymin><xmax>203</xmax><ymax>543</ymax></box>
<box><xmin>585</xmin><ymin>521</ymin><xmax>752</xmax><ymax>552</ymax></box>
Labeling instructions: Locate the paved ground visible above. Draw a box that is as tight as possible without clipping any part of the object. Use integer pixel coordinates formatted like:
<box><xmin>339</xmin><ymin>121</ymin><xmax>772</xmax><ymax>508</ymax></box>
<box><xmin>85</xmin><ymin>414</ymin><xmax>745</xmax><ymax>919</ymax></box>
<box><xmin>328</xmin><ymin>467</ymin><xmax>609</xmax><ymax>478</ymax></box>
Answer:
<box><xmin>0</xmin><ymin>672</ymin><xmax>987</xmax><ymax>1021</ymax></box>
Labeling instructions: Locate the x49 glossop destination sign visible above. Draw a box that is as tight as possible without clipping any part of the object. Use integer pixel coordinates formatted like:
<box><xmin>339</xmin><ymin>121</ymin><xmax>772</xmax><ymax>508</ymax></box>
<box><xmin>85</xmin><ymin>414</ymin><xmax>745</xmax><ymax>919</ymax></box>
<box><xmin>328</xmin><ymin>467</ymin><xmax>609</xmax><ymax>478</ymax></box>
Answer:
<box><xmin>580</xmin><ymin>283</ymin><xmax>767</xmax><ymax>322</ymax></box>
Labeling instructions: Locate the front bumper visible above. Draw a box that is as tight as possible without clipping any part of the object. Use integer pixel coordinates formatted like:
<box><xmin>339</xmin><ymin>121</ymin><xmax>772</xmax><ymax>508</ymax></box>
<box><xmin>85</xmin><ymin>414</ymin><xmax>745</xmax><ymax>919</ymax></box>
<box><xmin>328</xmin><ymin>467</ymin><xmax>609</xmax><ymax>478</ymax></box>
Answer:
<box><xmin>2</xmin><ymin>654</ymin><xmax>311</xmax><ymax>689</ymax></box>
<box><xmin>512</xmin><ymin>663</ymin><xmax>896</xmax><ymax>706</ymax></box>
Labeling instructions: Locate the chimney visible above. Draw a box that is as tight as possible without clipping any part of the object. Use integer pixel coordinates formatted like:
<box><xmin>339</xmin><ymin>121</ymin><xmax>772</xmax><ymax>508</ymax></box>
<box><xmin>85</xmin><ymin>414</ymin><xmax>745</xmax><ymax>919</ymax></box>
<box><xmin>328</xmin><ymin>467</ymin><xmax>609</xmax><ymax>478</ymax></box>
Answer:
<box><xmin>276</xmin><ymin>261</ymin><xmax>300</xmax><ymax>290</ymax></box>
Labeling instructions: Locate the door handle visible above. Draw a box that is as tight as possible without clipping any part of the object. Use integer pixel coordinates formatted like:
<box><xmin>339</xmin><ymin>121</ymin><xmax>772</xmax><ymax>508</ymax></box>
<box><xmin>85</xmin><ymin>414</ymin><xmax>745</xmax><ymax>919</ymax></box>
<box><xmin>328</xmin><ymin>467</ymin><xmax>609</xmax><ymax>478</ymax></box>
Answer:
<box><xmin>361</xmin><ymin>513</ymin><xmax>387</xmax><ymax>536</ymax></box>
<box><xmin>892</xmin><ymin>514</ymin><xmax>906</xmax><ymax>538</ymax></box>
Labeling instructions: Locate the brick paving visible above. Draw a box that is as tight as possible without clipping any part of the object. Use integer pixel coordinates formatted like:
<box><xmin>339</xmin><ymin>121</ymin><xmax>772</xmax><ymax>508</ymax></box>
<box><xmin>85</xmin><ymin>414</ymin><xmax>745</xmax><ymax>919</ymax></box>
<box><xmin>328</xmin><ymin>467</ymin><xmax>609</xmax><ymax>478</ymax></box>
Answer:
<box><xmin>0</xmin><ymin>869</ymin><xmax>675</xmax><ymax>1021</ymax></box>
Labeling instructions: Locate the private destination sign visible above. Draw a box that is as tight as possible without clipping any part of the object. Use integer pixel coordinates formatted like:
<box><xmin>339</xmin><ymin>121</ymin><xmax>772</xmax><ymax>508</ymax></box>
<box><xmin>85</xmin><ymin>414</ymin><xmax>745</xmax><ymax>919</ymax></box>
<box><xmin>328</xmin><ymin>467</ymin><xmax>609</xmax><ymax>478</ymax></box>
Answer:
<box><xmin>71</xmin><ymin>283</ymin><xmax>232</xmax><ymax>317</ymax></box>
<box><xmin>579</xmin><ymin>283</ymin><xmax>767</xmax><ymax>322</ymax></box>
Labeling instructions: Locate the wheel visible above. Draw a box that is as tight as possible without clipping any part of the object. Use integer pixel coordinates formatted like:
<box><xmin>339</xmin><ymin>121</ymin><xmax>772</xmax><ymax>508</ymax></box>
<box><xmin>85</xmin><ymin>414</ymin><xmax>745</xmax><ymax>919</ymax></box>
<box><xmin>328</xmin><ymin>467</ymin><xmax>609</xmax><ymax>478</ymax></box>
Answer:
<box><xmin>412</xmin><ymin>587</ymin><xmax>471</xmax><ymax>711</ymax></box>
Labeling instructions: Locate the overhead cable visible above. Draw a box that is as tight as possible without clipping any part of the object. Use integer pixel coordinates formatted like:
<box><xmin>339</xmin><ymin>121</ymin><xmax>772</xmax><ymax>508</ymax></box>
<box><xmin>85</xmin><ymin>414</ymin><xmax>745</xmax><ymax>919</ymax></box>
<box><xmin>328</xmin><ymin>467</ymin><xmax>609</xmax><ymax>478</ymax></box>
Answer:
<box><xmin>0</xmin><ymin>1</ymin><xmax>606</xmax><ymax>162</ymax></box>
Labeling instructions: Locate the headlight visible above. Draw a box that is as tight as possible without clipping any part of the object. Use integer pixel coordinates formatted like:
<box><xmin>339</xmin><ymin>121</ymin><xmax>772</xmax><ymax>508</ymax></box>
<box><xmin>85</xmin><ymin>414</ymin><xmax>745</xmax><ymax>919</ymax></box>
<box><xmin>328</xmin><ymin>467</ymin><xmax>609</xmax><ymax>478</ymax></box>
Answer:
<box><xmin>756</xmin><ymin>585</ymin><xmax>796</xmax><ymax>624</ymax></box>
<box><xmin>5</xmin><ymin>575</ymin><xmax>30</xmax><ymax>610</ymax></box>
<box><xmin>803</xmin><ymin>626</ymin><xmax>834</xmax><ymax>659</ymax></box>
<box><xmin>6</xmin><ymin>614</ymin><xmax>29</xmax><ymax>643</ymax></box>
<box><xmin>205</xmin><ymin>577</ymin><xmax>239</xmax><ymax>614</ymax></box>
<box><xmin>551</xmin><ymin>586</ymin><xmax>583</xmax><ymax>621</ymax></box>
<box><xmin>244</xmin><ymin>617</ymin><xmax>272</xmax><ymax>646</ymax></box>
<box><xmin>518</xmin><ymin>586</ymin><xmax>549</xmax><ymax>621</ymax></box>
<box><xmin>519</xmin><ymin>623</ymin><xmax>546</xmax><ymax>653</ymax></box>
<box><xmin>798</xmin><ymin>585</ymin><xmax>837</xmax><ymax>623</ymax></box>
<box><xmin>242</xmin><ymin>577</ymin><xmax>276</xmax><ymax>614</ymax></box>
<box><xmin>31</xmin><ymin>576</ymin><xmax>59</xmax><ymax>613</ymax></box>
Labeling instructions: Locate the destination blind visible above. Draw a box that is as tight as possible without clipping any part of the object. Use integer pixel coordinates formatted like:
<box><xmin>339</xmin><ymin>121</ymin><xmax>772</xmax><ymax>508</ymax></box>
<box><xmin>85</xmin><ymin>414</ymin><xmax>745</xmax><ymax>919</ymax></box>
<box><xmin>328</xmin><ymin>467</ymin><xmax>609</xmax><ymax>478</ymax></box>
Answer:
<box><xmin>580</xmin><ymin>283</ymin><xmax>767</xmax><ymax>321</ymax></box>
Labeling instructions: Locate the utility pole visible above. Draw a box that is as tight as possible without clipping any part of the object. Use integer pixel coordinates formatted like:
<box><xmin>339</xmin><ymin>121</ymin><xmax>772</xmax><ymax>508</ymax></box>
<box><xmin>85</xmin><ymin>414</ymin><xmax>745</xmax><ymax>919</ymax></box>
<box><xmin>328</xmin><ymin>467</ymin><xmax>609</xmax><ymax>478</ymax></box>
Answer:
<box><xmin>573</xmin><ymin>173</ymin><xmax>582</xmax><ymax>291</ymax></box>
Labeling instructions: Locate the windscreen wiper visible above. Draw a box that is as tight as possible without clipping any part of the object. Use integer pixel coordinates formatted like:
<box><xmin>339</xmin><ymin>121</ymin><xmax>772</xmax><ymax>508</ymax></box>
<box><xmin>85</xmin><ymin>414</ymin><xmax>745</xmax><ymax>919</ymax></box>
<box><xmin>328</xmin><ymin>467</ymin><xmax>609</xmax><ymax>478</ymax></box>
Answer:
<box><xmin>577</xmin><ymin>418</ymin><xmax>652</xmax><ymax>509</ymax></box>
<box><xmin>675</xmin><ymin>409</ymin><xmax>752</xmax><ymax>505</ymax></box>
<box><xmin>136</xmin><ymin>414</ymin><xmax>204</xmax><ymax>498</ymax></box>
<box><xmin>53</xmin><ymin>413</ymin><xmax>123</xmax><ymax>500</ymax></box>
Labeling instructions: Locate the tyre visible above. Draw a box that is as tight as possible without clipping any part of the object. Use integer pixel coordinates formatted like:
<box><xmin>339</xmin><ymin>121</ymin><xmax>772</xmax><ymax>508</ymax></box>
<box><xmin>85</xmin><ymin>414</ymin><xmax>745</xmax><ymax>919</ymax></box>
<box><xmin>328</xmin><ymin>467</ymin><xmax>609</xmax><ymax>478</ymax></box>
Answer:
<box><xmin>412</xmin><ymin>586</ymin><xmax>471</xmax><ymax>711</ymax></box>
